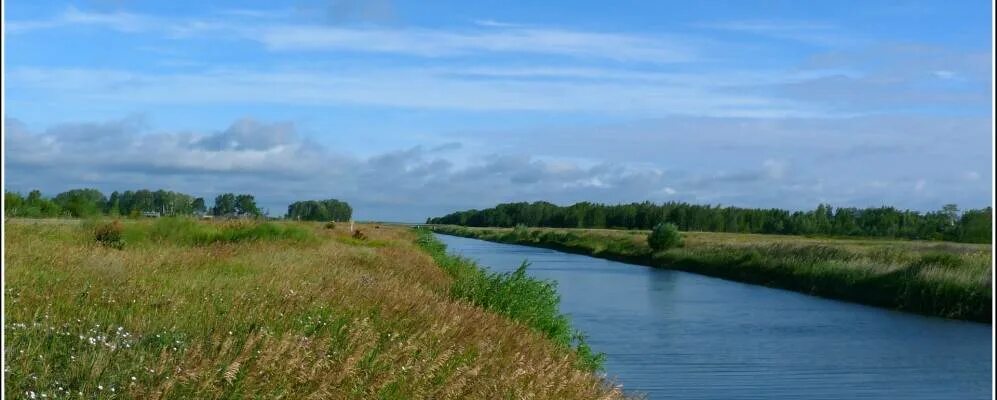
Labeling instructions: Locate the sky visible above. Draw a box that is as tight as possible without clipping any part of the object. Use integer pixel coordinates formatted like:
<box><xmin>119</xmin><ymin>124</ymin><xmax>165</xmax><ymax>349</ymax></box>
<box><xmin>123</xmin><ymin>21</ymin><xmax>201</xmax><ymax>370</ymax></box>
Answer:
<box><xmin>3</xmin><ymin>0</ymin><xmax>993</xmax><ymax>221</ymax></box>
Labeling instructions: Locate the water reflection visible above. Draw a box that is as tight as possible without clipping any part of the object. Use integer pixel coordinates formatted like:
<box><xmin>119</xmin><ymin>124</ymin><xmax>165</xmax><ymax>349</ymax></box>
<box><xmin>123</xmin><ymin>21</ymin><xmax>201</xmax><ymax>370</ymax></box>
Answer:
<box><xmin>437</xmin><ymin>234</ymin><xmax>992</xmax><ymax>400</ymax></box>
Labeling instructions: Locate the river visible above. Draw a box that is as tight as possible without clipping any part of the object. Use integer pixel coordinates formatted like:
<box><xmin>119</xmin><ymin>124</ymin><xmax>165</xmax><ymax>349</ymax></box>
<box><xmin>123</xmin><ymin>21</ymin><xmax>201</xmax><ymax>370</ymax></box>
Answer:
<box><xmin>435</xmin><ymin>233</ymin><xmax>993</xmax><ymax>399</ymax></box>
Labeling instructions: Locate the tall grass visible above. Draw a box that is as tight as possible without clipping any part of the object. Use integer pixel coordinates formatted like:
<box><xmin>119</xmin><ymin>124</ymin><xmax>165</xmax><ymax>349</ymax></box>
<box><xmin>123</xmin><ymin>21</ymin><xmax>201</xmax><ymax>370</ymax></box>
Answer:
<box><xmin>431</xmin><ymin>225</ymin><xmax>993</xmax><ymax>322</ymax></box>
<box><xmin>4</xmin><ymin>219</ymin><xmax>624</xmax><ymax>399</ymax></box>
<box><xmin>414</xmin><ymin>230</ymin><xmax>604</xmax><ymax>371</ymax></box>
<box><xmin>142</xmin><ymin>217</ymin><xmax>314</xmax><ymax>245</ymax></box>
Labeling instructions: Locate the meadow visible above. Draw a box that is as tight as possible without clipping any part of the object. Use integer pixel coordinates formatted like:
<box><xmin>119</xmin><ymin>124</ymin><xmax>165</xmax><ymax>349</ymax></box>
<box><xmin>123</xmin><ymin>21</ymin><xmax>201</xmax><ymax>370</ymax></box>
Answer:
<box><xmin>430</xmin><ymin>225</ymin><xmax>993</xmax><ymax>322</ymax></box>
<box><xmin>3</xmin><ymin>218</ymin><xmax>624</xmax><ymax>399</ymax></box>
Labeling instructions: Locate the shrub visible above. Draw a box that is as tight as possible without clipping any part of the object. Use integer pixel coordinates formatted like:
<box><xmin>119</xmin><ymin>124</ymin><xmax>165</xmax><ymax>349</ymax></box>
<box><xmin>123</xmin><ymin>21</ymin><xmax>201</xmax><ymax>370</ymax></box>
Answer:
<box><xmin>324</xmin><ymin>221</ymin><xmax>336</xmax><ymax>229</ymax></box>
<box><xmin>93</xmin><ymin>220</ymin><xmax>125</xmax><ymax>249</ymax></box>
<box><xmin>648</xmin><ymin>222</ymin><xmax>683</xmax><ymax>251</ymax></box>
<box><xmin>512</xmin><ymin>223</ymin><xmax>530</xmax><ymax>238</ymax></box>
<box><xmin>352</xmin><ymin>229</ymin><xmax>366</xmax><ymax>240</ymax></box>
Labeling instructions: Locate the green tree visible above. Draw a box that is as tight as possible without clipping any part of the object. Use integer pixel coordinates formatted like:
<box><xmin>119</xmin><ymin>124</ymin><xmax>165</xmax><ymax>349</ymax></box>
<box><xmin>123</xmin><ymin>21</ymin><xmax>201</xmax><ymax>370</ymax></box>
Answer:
<box><xmin>235</xmin><ymin>194</ymin><xmax>261</xmax><ymax>216</ymax></box>
<box><xmin>647</xmin><ymin>222</ymin><xmax>683</xmax><ymax>251</ymax></box>
<box><xmin>5</xmin><ymin>191</ymin><xmax>26</xmax><ymax>216</ymax></box>
<box><xmin>192</xmin><ymin>198</ymin><xmax>207</xmax><ymax>214</ymax></box>
<box><xmin>213</xmin><ymin>193</ymin><xmax>237</xmax><ymax>216</ymax></box>
<box><xmin>106</xmin><ymin>191</ymin><xmax>122</xmax><ymax>216</ymax></box>
<box><xmin>53</xmin><ymin>189</ymin><xmax>106</xmax><ymax>218</ymax></box>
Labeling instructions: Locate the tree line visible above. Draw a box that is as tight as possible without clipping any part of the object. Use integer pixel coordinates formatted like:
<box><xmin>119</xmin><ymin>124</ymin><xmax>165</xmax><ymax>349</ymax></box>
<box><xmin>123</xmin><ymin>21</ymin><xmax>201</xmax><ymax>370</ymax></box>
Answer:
<box><xmin>286</xmin><ymin>199</ymin><xmax>353</xmax><ymax>221</ymax></box>
<box><xmin>4</xmin><ymin>188</ymin><xmax>352</xmax><ymax>221</ymax></box>
<box><xmin>427</xmin><ymin>201</ymin><xmax>992</xmax><ymax>244</ymax></box>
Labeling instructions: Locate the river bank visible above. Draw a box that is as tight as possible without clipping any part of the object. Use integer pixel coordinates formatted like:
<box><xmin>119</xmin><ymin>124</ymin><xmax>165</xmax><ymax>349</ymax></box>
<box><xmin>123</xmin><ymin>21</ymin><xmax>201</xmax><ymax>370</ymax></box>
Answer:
<box><xmin>429</xmin><ymin>225</ymin><xmax>992</xmax><ymax>322</ymax></box>
<box><xmin>3</xmin><ymin>218</ymin><xmax>622</xmax><ymax>399</ymax></box>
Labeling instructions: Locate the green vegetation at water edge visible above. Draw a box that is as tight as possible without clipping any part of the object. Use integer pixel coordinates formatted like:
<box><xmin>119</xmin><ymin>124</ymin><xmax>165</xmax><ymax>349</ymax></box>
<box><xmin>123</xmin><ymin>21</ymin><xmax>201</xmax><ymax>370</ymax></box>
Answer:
<box><xmin>431</xmin><ymin>225</ymin><xmax>993</xmax><ymax>322</ymax></box>
<box><xmin>428</xmin><ymin>201</ymin><xmax>992</xmax><ymax>243</ymax></box>
<box><xmin>414</xmin><ymin>229</ymin><xmax>604</xmax><ymax>372</ymax></box>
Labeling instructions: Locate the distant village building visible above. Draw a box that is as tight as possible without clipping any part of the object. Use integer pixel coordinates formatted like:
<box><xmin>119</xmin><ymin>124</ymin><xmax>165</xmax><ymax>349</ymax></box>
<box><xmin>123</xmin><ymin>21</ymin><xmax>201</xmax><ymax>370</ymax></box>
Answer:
<box><xmin>142</xmin><ymin>211</ymin><xmax>161</xmax><ymax>218</ymax></box>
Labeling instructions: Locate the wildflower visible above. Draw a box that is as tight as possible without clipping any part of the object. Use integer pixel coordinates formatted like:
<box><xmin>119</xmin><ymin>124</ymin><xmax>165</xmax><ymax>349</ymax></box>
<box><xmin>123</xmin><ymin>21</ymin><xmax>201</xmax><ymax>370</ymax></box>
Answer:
<box><xmin>97</xmin><ymin>385</ymin><xmax>103</xmax><ymax>390</ymax></box>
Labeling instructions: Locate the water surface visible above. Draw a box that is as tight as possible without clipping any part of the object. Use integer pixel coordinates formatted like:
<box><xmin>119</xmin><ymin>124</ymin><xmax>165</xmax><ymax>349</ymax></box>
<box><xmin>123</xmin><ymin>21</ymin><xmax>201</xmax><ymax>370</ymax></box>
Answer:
<box><xmin>436</xmin><ymin>234</ymin><xmax>993</xmax><ymax>399</ymax></box>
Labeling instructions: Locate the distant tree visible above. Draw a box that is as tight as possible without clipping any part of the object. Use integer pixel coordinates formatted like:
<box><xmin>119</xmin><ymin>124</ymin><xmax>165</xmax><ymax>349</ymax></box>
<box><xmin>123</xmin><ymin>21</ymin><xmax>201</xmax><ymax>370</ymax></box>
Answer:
<box><xmin>425</xmin><ymin>200</ymin><xmax>990</xmax><ymax>244</ymax></box>
<box><xmin>106</xmin><ymin>191</ymin><xmax>122</xmax><ymax>216</ymax></box>
<box><xmin>53</xmin><ymin>188</ymin><xmax>106</xmax><ymax>218</ymax></box>
<box><xmin>26</xmin><ymin>190</ymin><xmax>42</xmax><ymax>205</ymax></box>
<box><xmin>286</xmin><ymin>198</ymin><xmax>352</xmax><ymax>221</ymax></box>
<box><xmin>5</xmin><ymin>191</ymin><xmax>25</xmax><ymax>215</ymax></box>
<box><xmin>235</xmin><ymin>194</ymin><xmax>260</xmax><ymax>216</ymax></box>
<box><xmin>647</xmin><ymin>222</ymin><xmax>683</xmax><ymax>251</ymax></box>
<box><xmin>192</xmin><ymin>198</ymin><xmax>207</xmax><ymax>214</ymax></box>
<box><xmin>213</xmin><ymin>193</ymin><xmax>237</xmax><ymax>216</ymax></box>
<box><xmin>18</xmin><ymin>189</ymin><xmax>63</xmax><ymax>217</ymax></box>
<box><xmin>131</xmin><ymin>190</ymin><xmax>155</xmax><ymax>213</ymax></box>
<box><xmin>958</xmin><ymin>207</ymin><xmax>993</xmax><ymax>244</ymax></box>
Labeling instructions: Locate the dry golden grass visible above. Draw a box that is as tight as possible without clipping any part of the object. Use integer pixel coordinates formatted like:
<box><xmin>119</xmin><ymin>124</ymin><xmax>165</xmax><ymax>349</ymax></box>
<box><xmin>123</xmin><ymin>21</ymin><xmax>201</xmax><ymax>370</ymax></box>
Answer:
<box><xmin>4</xmin><ymin>219</ymin><xmax>624</xmax><ymax>399</ymax></box>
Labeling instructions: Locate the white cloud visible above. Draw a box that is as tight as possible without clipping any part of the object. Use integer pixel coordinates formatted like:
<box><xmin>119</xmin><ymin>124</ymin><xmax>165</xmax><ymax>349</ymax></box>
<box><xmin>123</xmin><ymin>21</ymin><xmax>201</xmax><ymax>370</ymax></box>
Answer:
<box><xmin>257</xmin><ymin>26</ymin><xmax>694</xmax><ymax>62</ymax></box>
<box><xmin>697</xmin><ymin>19</ymin><xmax>855</xmax><ymax>47</ymax></box>
<box><xmin>8</xmin><ymin>7</ymin><xmax>694</xmax><ymax>63</ymax></box>
<box><xmin>3</xmin><ymin>117</ymin><xmax>683</xmax><ymax>219</ymax></box>
<box><xmin>6</xmin><ymin>66</ymin><xmax>824</xmax><ymax>117</ymax></box>
<box><xmin>933</xmin><ymin>70</ymin><xmax>956</xmax><ymax>80</ymax></box>
<box><xmin>5</xmin><ymin>114</ymin><xmax>991</xmax><ymax>219</ymax></box>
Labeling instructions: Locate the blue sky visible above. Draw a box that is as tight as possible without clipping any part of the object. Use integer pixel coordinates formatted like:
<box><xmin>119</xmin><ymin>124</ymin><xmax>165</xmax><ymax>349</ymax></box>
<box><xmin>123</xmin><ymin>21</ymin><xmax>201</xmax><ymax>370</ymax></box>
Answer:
<box><xmin>3</xmin><ymin>0</ymin><xmax>993</xmax><ymax>220</ymax></box>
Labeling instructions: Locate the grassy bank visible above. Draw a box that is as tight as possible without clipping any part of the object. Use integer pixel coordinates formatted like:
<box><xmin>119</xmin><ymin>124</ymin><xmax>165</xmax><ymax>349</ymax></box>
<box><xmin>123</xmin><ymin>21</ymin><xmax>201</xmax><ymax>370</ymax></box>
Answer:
<box><xmin>4</xmin><ymin>218</ymin><xmax>623</xmax><ymax>399</ymax></box>
<box><xmin>430</xmin><ymin>225</ymin><xmax>993</xmax><ymax>322</ymax></box>
<box><xmin>412</xmin><ymin>229</ymin><xmax>604</xmax><ymax>371</ymax></box>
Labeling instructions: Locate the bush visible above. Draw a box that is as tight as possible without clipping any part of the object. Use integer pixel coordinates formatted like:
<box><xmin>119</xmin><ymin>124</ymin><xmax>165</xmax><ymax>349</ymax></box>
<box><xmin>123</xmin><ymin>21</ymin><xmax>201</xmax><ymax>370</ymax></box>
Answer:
<box><xmin>648</xmin><ymin>222</ymin><xmax>683</xmax><ymax>251</ymax></box>
<box><xmin>512</xmin><ymin>223</ymin><xmax>529</xmax><ymax>238</ymax></box>
<box><xmin>324</xmin><ymin>221</ymin><xmax>336</xmax><ymax>229</ymax></box>
<box><xmin>93</xmin><ymin>220</ymin><xmax>125</xmax><ymax>249</ymax></box>
<box><xmin>352</xmin><ymin>229</ymin><xmax>366</xmax><ymax>240</ymax></box>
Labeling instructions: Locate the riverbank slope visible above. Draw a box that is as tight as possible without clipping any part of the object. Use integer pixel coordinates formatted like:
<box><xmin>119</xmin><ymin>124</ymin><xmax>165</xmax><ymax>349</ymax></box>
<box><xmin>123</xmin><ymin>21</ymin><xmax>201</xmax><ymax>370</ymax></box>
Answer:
<box><xmin>4</xmin><ymin>218</ymin><xmax>622</xmax><ymax>399</ymax></box>
<box><xmin>430</xmin><ymin>225</ymin><xmax>992</xmax><ymax>322</ymax></box>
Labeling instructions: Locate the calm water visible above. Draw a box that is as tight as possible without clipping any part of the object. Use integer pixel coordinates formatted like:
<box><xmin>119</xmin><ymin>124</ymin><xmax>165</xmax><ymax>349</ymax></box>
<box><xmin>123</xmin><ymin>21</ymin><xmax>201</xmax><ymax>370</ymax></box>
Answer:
<box><xmin>436</xmin><ymin>234</ymin><xmax>993</xmax><ymax>399</ymax></box>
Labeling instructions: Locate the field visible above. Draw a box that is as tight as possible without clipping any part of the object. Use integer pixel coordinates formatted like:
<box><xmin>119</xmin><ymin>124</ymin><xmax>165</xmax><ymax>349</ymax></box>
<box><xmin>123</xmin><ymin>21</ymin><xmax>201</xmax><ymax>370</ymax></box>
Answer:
<box><xmin>430</xmin><ymin>225</ymin><xmax>993</xmax><ymax>322</ymax></box>
<box><xmin>3</xmin><ymin>218</ymin><xmax>624</xmax><ymax>399</ymax></box>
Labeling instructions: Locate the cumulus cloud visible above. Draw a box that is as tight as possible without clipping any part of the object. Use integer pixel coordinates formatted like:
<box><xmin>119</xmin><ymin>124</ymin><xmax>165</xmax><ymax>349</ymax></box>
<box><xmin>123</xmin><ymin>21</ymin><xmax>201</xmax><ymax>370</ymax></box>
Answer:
<box><xmin>4</xmin><ymin>116</ymin><xmax>694</xmax><ymax>220</ymax></box>
<box><xmin>193</xmin><ymin>118</ymin><xmax>297</xmax><ymax>151</ymax></box>
<box><xmin>7</xmin><ymin>113</ymin><xmax>991</xmax><ymax>220</ymax></box>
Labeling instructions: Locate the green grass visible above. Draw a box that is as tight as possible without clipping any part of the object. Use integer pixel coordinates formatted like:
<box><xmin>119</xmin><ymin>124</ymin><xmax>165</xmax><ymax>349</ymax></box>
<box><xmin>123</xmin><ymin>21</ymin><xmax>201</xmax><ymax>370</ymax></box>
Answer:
<box><xmin>414</xmin><ymin>229</ymin><xmax>604</xmax><ymax>371</ymax></box>
<box><xmin>5</xmin><ymin>219</ymin><xmax>624</xmax><ymax>399</ymax></box>
<box><xmin>125</xmin><ymin>217</ymin><xmax>314</xmax><ymax>246</ymax></box>
<box><xmin>430</xmin><ymin>225</ymin><xmax>993</xmax><ymax>322</ymax></box>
